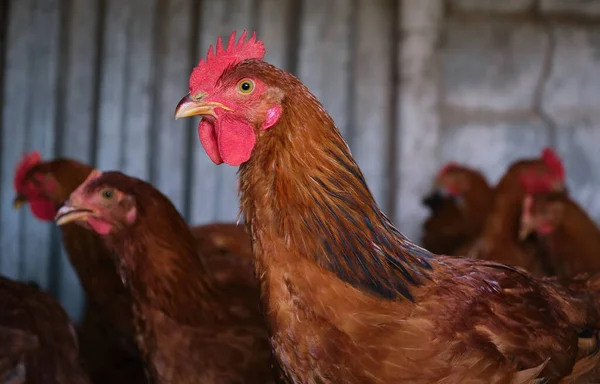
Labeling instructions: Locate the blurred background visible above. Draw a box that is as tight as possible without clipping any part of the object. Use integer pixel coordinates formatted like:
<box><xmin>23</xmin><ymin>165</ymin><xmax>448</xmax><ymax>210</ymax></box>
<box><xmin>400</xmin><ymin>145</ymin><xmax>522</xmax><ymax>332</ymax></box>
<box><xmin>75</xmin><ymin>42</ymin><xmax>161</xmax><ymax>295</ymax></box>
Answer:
<box><xmin>0</xmin><ymin>0</ymin><xmax>599</xmax><ymax>321</ymax></box>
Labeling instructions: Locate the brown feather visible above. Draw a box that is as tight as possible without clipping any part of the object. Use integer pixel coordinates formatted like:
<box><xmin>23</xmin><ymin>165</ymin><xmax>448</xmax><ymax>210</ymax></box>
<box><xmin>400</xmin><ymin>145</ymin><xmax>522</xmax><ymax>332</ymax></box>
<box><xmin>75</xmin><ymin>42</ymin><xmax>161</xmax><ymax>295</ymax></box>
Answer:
<box><xmin>526</xmin><ymin>192</ymin><xmax>600</xmax><ymax>278</ymax></box>
<box><xmin>0</xmin><ymin>275</ymin><xmax>91</xmax><ymax>384</ymax></box>
<box><xmin>210</xmin><ymin>59</ymin><xmax>600</xmax><ymax>383</ymax></box>
<box><xmin>71</xmin><ymin>171</ymin><xmax>276</xmax><ymax>384</ymax></box>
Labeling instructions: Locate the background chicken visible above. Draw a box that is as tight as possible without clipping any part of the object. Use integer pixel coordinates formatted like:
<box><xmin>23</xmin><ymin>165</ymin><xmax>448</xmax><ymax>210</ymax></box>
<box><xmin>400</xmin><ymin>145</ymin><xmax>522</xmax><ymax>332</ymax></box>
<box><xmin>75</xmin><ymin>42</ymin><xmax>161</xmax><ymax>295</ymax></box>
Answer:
<box><xmin>520</xmin><ymin>192</ymin><xmax>600</xmax><ymax>279</ymax></box>
<box><xmin>55</xmin><ymin>170</ymin><xmax>276</xmax><ymax>384</ymax></box>
<box><xmin>0</xmin><ymin>274</ymin><xmax>91</xmax><ymax>384</ymax></box>
<box><xmin>466</xmin><ymin>148</ymin><xmax>566</xmax><ymax>276</ymax></box>
<box><xmin>12</xmin><ymin>152</ymin><xmax>146</xmax><ymax>384</ymax></box>
<box><xmin>12</xmin><ymin>152</ymin><xmax>257</xmax><ymax>383</ymax></box>
<box><xmin>174</xmin><ymin>30</ymin><xmax>600</xmax><ymax>383</ymax></box>
<box><xmin>421</xmin><ymin>162</ymin><xmax>493</xmax><ymax>255</ymax></box>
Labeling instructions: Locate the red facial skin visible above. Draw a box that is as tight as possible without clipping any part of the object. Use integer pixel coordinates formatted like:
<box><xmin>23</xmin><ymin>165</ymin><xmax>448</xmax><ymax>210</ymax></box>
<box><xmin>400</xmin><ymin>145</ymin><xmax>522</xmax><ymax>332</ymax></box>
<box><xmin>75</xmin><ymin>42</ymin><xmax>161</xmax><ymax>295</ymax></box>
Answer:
<box><xmin>13</xmin><ymin>152</ymin><xmax>58</xmax><ymax>221</ymax></box>
<box><xmin>177</xmin><ymin>30</ymin><xmax>284</xmax><ymax>166</ymax></box>
<box><xmin>58</xmin><ymin>170</ymin><xmax>137</xmax><ymax>236</ymax></box>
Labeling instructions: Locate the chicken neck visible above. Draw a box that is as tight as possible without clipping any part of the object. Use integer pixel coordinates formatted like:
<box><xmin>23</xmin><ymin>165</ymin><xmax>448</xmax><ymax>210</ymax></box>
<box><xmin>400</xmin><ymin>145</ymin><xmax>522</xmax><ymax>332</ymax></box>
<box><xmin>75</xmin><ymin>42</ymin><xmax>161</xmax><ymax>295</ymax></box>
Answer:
<box><xmin>104</xmin><ymin>209</ymin><xmax>224</xmax><ymax>325</ymax></box>
<box><xmin>239</xmin><ymin>83</ymin><xmax>433</xmax><ymax>302</ymax></box>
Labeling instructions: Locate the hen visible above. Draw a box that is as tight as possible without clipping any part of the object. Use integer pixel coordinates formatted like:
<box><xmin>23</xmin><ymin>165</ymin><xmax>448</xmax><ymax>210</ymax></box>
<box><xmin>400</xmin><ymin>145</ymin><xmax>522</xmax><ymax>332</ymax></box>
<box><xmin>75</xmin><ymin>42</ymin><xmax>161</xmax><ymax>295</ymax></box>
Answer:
<box><xmin>12</xmin><ymin>153</ymin><xmax>258</xmax><ymax>382</ymax></box>
<box><xmin>520</xmin><ymin>192</ymin><xmax>600</xmax><ymax>278</ymax></box>
<box><xmin>54</xmin><ymin>170</ymin><xmax>276</xmax><ymax>384</ymax></box>
<box><xmin>0</xmin><ymin>275</ymin><xmax>90</xmax><ymax>384</ymax></box>
<box><xmin>174</xmin><ymin>30</ymin><xmax>600</xmax><ymax>383</ymax></box>
<box><xmin>12</xmin><ymin>152</ymin><xmax>146</xmax><ymax>384</ymax></box>
<box><xmin>466</xmin><ymin>149</ymin><xmax>565</xmax><ymax>277</ymax></box>
<box><xmin>421</xmin><ymin>162</ymin><xmax>493</xmax><ymax>255</ymax></box>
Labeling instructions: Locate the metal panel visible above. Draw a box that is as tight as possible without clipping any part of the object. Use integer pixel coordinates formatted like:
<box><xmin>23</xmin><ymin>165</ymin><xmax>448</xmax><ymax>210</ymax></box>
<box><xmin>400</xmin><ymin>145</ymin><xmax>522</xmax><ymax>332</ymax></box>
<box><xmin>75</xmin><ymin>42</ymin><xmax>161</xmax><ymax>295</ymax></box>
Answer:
<box><xmin>55</xmin><ymin>0</ymin><xmax>102</xmax><ymax>321</ymax></box>
<box><xmin>19</xmin><ymin>0</ymin><xmax>62</xmax><ymax>288</ymax></box>
<box><xmin>152</xmin><ymin>0</ymin><xmax>195</xmax><ymax>216</ymax></box>
<box><xmin>1</xmin><ymin>0</ymin><xmax>600</xmax><ymax>323</ymax></box>
<box><xmin>189</xmin><ymin>0</ymin><xmax>255</xmax><ymax>225</ymax></box>
<box><xmin>0</xmin><ymin>0</ymin><xmax>33</xmax><ymax>279</ymax></box>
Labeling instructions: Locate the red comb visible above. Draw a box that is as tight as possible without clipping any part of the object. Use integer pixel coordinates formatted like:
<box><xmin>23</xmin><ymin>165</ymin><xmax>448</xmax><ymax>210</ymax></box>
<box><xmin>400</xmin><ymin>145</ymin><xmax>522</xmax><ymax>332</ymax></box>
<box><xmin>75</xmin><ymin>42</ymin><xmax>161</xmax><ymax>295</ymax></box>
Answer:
<box><xmin>188</xmin><ymin>30</ymin><xmax>265</xmax><ymax>95</ymax></box>
<box><xmin>541</xmin><ymin>147</ymin><xmax>565</xmax><ymax>181</ymax></box>
<box><xmin>14</xmin><ymin>151</ymin><xmax>42</xmax><ymax>192</ymax></box>
<box><xmin>438</xmin><ymin>162</ymin><xmax>459</xmax><ymax>177</ymax></box>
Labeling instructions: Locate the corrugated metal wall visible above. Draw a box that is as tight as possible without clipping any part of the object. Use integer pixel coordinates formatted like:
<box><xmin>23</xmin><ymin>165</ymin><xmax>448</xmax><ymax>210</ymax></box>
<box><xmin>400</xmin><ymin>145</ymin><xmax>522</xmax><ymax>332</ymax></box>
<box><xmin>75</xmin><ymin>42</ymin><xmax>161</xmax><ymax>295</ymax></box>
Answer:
<box><xmin>0</xmin><ymin>0</ymin><xmax>599</xmax><ymax>321</ymax></box>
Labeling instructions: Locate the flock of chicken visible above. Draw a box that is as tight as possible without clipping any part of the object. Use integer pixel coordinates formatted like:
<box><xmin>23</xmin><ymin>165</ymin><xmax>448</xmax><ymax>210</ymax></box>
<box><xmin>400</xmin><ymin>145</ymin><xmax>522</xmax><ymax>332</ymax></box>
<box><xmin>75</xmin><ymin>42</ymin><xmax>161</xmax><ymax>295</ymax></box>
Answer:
<box><xmin>2</xmin><ymin>30</ymin><xmax>600</xmax><ymax>383</ymax></box>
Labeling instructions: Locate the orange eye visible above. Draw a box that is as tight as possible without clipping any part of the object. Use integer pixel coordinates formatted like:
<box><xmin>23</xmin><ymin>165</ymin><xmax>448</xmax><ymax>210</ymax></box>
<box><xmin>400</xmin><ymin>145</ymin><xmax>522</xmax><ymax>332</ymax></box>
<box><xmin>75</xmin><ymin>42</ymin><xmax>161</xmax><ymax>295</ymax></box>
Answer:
<box><xmin>237</xmin><ymin>79</ymin><xmax>255</xmax><ymax>94</ymax></box>
<box><xmin>99</xmin><ymin>188</ymin><xmax>114</xmax><ymax>200</ymax></box>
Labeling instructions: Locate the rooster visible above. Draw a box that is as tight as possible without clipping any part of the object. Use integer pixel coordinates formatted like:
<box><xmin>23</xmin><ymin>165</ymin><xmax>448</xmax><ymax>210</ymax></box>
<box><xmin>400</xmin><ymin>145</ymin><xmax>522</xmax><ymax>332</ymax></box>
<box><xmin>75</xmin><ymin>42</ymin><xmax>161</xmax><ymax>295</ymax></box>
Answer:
<box><xmin>466</xmin><ymin>149</ymin><xmax>565</xmax><ymax>277</ymax></box>
<box><xmin>421</xmin><ymin>162</ymin><xmax>493</xmax><ymax>255</ymax></box>
<box><xmin>0</xmin><ymin>275</ymin><xmax>91</xmax><ymax>384</ymax></box>
<box><xmin>174</xmin><ymin>30</ymin><xmax>600</xmax><ymax>383</ymax></box>
<box><xmin>520</xmin><ymin>192</ymin><xmax>600</xmax><ymax>278</ymax></box>
<box><xmin>54</xmin><ymin>170</ymin><xmax>276</xmax><ymax>384</ymax></box>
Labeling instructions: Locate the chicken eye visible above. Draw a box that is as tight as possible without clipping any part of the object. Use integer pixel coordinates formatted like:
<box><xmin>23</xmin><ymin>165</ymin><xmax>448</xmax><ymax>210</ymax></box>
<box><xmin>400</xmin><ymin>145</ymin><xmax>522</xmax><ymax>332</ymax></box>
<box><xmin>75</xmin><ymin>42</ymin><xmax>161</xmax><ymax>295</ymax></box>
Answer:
<box><xmin>100</xmin><ymin>188</ymin><xmax>114</xmax><ymax>200</ymax></box>
<box><xmin>237</xmin><ymin>79</ymin><xmax>255</xmax><ymax>94</ymax></box>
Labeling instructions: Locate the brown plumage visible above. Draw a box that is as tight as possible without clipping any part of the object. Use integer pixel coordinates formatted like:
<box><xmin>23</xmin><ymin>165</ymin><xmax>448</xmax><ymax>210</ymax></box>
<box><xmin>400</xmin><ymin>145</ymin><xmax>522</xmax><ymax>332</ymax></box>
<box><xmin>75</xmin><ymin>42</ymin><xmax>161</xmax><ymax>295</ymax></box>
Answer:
<box><xmin>55</xmin><ymin>171</ymin><xmax>276</xmax><ymax>384</ymax></box>
<box><xmin>422</xmin><ymin>163</ymin><xmax>493</xmax><ymax>255</ymax></box>
<box><xmin>14</xmin><ymin>157</ymin><xmax>259</xmax><ymax>383</ymax></box>
<box><xmin>13</xmin><ymin>157</ymin><xmax>146</xmax><ymax>384</ymax></box>
<box><xmin>467</xmin><ymin>156</ymin><xmax>563</xmax><ymax>277</ymax></box>
<box><xmin>190</xmin><ymin>223</ymin><xmax>255</xmax><ymax>289</ymax></box>
<box><xmin>175</xmin><ymin>37</ymin><xmax>600</xmax><ymax>383</ymax></box>
<box><xmin>0</xmin><ymin>275</ymin><xmax>91</xmax><ymax>384</ymax></box>
<box><xmin>521</xmin><ymin>192</ymin><xmax>600</xmax><ymax>278</ymax></box>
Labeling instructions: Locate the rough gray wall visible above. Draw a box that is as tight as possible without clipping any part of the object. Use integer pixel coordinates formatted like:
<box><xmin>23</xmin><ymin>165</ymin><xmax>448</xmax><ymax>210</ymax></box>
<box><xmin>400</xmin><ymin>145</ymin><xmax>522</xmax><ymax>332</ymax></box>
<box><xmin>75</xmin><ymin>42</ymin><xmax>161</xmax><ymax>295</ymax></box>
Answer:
<box><xmin>0</xmin><ymin>0</ymin><xmax>598</xmax><ymax>321</ymax></box>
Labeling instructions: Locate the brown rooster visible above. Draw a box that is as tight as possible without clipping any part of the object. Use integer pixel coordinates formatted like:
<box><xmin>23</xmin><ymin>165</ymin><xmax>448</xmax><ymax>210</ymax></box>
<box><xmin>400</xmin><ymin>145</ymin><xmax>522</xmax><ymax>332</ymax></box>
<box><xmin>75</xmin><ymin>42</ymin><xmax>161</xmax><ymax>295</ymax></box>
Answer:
<box><xmin>421</xmin><ymin>162</ymin><xmax>493</xmax><ymax>255</ymax></box>
<box><xmin>174</xmin><ymin>30</ymin><xmax>600</xmax><ymax>383</ymax></box>
<box><xmin>520</xmin><ymin>192</ymin><xmax>600</xmax><ymax>278</ymax></box>
<box><xmin>54</xmin><ymin>170</ymin><xmax>276</xmax><ymax>384</ymax></box>
<box><xmin>466</xmin><ymin>149</ymin><xmax>566</xmax><ymax>277</ymax></box>
<box><xmin>0</xmin><ymin>275</ymin><xmax>91</xmax><ymax>384</ymax></box>
<box><xmin>12</xmin><ymin>153</ymin><xmax>258</xmax><ymax>383</ymax></box>
<box><xmin>11</xmin><ymin>152</ymin><xmax>147</xmax><ymax>384</ymax></box>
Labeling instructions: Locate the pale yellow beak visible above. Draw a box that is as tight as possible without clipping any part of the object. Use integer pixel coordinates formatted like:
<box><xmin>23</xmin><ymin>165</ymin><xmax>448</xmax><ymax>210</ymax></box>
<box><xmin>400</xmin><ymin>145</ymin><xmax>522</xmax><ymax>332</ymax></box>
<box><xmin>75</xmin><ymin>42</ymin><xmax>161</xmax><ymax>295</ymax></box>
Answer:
<box><xmin>518</xmin><ymin>222</ymin><xmax>534</xmax><ymax>241</ymax></box>
<box><xmin>12</xmin><ymin>195</ymin><xmax>27</xmax><ymax>209</ymax></box>
<box><xmin>174</xmin><ymin>94</ymin><xmax>232</xmax><ymax>120</ymax></box>
<box><xmin>55</xmin><ymin>204</ymin><xmax>95</xmax><ymax>226</ymax></box>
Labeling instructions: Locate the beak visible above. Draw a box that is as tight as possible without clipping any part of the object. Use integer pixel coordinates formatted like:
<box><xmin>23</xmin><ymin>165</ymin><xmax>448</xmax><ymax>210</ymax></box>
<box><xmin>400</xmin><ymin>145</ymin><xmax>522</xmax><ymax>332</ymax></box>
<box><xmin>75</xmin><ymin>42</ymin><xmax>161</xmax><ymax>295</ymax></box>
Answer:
<box><xmin>12</xmin><ymin>195</ymin><xmax>27</xmax><ymax>209</ymax></box>
<box><xmin>518</xmin><ymin>222</ymin><xmax>534</xmax><ymax>241</ymax></box>
<box><xmin>55</xmin><ymin>203</ymin><xmax>95</xmax><ymax>227</ymax></box>
<box><xmin>422</xmin><ymin>190</ymin><xmax>445</xmax><ymax>210</ymax></box>
<box><xmin>174</xmin><ymin>94</ymin><xmax>233</xmax><ymax>120</ymax></box>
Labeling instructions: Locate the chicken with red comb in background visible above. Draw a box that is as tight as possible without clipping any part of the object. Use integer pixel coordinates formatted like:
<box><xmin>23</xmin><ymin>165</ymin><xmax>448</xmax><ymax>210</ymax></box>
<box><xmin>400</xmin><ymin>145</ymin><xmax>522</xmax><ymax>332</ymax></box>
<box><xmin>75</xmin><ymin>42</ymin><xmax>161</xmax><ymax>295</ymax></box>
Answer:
<box><xmin>13</xmin><ymin>151</ymin><xmax>57</xmax><ymax>220</ymax></box>
<box><xmin>54</xmin><ymin>170</ymin><xmax>276</xmax><ymax>384</ymax></box>
<box><xmin>466</xmin><ymin>148</ymin><xmax>566</xmax><ymax>277</ymax></box>
<box><xmin>519</xmin><ymin>191</ymin><xmax>600</xmax><ymax>279</ymax></box>
<box><xmin>421</xmin><ymin>162</ymin><xmax>493</xmax><ymax>255</ymax></box>
<box><xmin>12</xmin><ymin>152</ymin><xmax>262</xmax><ymax>383</ymax></box>
<box><xmin>11</xmin><ymin>152</ymin><xmax>147</xmax><ymax>384</ymax></box>
<box><xmin>175</xmin><ymin>31</ymin><xmax>600</xmax><ymax>382</ymax></box>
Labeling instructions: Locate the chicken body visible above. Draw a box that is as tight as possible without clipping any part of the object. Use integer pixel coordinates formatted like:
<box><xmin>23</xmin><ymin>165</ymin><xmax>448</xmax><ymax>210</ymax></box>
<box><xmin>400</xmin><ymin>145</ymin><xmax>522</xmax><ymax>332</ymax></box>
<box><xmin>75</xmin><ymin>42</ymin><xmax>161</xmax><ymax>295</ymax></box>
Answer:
<box><xmin>56</xmin><ymin>171</ymin><xmax>276</xmax><ymax>384</ymax></box>
<box><xmin>174</xmin><ymin>42</ymin><xmax>600</xmax><ymax>383</ymax></box>
<box><xmin>467</xmin><ymin>159</ymin><xmax>560</xmax><ymax>277</ymax></box>
<box><xmin>422</xmin><ymin>164</ymin><xmax>493</xmax><ymax>255</ymax></box>
<box><xmin>13</xmin><ymin>156</ymin><xmax>257</xmax><ymax>384</ymax></box>
<box><xmin>522</xmin><ymin>193</ymin><xmax>600</xmax><ymax>278</ymax></box>
<box><xmin>0</xmin><ymin>275</ymin><xmax>91</xmax><ymax>384</ymax></box>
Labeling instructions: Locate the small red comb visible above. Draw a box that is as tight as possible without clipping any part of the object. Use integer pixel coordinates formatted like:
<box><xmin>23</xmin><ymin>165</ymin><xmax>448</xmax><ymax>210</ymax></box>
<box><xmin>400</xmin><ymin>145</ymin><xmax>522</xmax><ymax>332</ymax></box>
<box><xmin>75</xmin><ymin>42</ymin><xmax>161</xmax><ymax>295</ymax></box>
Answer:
<box><xmin>14</xmin><ymin>151</ymin><xmax>42</xmax><ymax>191</ymax></box>
<box><xmin>189</xmin><ymin>30</ymin><xmax>265</xmax><ymax>94</ymax></box>
<box><xmin>438</xmin><ymin>162</ymin><xmax>459</xmax><ymax>177</ymax></box>
<box><xmin>541</xmin><ymin>147</ymin><xmax>565</xmax><ymax>181</ymax></box>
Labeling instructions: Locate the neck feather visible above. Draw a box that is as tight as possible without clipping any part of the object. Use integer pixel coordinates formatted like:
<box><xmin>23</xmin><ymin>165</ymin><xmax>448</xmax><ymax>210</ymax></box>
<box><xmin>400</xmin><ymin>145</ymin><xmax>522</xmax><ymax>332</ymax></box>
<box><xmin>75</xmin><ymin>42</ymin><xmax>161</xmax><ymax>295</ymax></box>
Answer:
<box><xmin>106</xmin><ymin>208</ymin><xmax>222</xmax><ymax>323</ymax></box>
<box><xmin>239</xmin><ymin>83</ymin><xmax>433</xmax><ymax>301</ymax></box>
